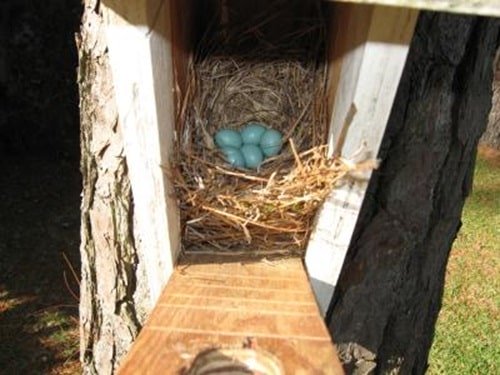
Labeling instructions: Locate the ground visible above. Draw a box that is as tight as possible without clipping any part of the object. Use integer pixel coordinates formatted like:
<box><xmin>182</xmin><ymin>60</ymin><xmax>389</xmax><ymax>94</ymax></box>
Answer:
<box><xmin>0</xmin><ymin>156</ymin><xmax>81</xmax><ymax>374</ymax></box>
<box><xmin>0</xmin><ymin>1</ymin><xmax>81</xmax><ymax>372</ymax></box>
<box><xmin>428</xmin><ymin>145</ymin><xmax>500</xmax><ymax>374</ymax></box>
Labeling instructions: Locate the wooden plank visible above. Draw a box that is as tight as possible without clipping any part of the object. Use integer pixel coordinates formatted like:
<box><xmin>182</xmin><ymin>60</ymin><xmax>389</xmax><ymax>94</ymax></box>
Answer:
<box><xmin>178</xmin><ymin>252</ymin><xmax>306</xmax><ymax>279</ymax></box>
<box><xmin>118</xmin><ymin>256</ymin><xmax>344</xmax><ymax>373</ymax></box>
<box><xmin>162</xmin><ymin>282</ymin><xmax>316</xmax><ymax>303</ymax></box>
<box><xmin>305</xmin><ymin>4</ymin><xmax>419</xmax><ymax>315</ymax></box>
<box><xmin>170</xmin><ymin>0</ymin><xmax>195</xmax><ymax>124</ymax></box>
<box><xmin>169</xmin><ymin>272</ymin><xmax>307</xmax><ymax>290</ymax></box>
<box><xmin>101</xmin><ymin>0</ymin><xmax>180</xmax><ymax>302</ymax></box>
<box><xmin>325</xmin><ymin>0</ymin><xmax>500</xmax><ymax>17</ymax></box>
<box><xmin>147</xmin><ymin>307</ymin><xmax>328</xmax><ymax>338</ymax></box>
<box><xmin>119</xmin><ymin>330</ymin><xmax>343</xmax><ymax>374</ymax></box>
<box><xmin>159</xmin><ymin>295</ymin><xmax>318</xmax><ymax>314</ymax></box>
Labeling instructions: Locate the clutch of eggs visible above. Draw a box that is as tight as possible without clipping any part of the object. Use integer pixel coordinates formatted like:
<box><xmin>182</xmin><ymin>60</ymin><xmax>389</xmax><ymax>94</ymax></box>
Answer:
<box><xmin>214</xmin><ymin>123</ymin><xmax>283</xmax><ymax>169</ymax></box>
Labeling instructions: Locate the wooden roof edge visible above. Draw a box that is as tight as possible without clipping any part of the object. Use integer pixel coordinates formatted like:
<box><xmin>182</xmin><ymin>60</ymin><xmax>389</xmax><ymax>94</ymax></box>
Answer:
<box><xmin>325</xmin><ymin>0</ymin><xmax>500</xmax><ymax>17</ymax></box>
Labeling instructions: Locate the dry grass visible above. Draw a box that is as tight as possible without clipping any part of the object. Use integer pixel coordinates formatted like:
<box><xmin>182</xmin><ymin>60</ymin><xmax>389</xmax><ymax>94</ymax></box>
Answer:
<box><xmin>174</xmin><ymin>143</ymin><xmax>372</xmax><ymax>253</ymax></box>
<box><xmin>172</xmin><ymin>1</ymin><xmax>370</xmax><ymax>253</ymax></box>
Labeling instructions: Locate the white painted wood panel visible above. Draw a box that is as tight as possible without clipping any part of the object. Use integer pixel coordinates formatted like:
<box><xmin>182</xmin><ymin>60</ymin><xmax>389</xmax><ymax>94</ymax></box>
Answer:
<box><xmin>306</xmin><ymin>4</ymin><xmax>419</xmax><ymax>315</ymax></box>
<box><xmin>325</xmin><ymin>0</ymin><xmax>500</xmax><ymax>17</ymax></box>
<box><xmin>102</xmin><ymin>0</ymin><xmax>180</xmax><ymax>304</ymax></box>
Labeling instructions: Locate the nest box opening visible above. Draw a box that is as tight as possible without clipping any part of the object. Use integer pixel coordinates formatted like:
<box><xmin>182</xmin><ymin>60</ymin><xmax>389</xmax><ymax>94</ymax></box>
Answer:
<box><xmin>170</xmin><ymin>0</ymin><xmax>353</xmax><ymax>255</ymax></box>
<box><xmin>107</xmin><ymin>1</ymin><xmax>419</xmax><ymax>371</ymax></box>
<box><xmin>103</xmin><ymin>0</ymin><xmax>417</xmax><ymax>311</ymax></box>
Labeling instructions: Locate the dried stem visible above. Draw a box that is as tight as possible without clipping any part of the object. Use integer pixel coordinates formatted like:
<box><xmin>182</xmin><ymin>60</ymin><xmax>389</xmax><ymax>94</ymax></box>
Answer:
<box><xmin>171</xmin><ymin>1</ymin><xmax>370</xmax><ymax>253</ymax></box>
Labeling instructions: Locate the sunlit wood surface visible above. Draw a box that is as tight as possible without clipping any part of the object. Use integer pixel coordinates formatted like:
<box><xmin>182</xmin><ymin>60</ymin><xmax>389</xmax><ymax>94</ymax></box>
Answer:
<box><xmin>325</xmin><ymin>0</ymin><xmax>500</xmax><ymax>17</ymax></box>
<box><xmin>118</xmin><ymin>253</ymin><xmax>344</xmax><ymax>374</ymax></box>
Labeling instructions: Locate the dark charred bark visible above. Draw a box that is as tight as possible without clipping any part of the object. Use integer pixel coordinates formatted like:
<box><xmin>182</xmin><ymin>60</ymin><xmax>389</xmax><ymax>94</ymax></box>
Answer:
<box><xmin>328</xmin><ymin>13</ymin><xmax>499</xmax><ymax>375</ymax></box>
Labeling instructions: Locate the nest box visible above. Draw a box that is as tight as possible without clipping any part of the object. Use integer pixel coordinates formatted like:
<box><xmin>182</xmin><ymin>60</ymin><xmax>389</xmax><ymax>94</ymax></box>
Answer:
<box><xmin>98</xmin><ymin>0</ymin><xmax>499</xmax><ymax>373</ymax></box>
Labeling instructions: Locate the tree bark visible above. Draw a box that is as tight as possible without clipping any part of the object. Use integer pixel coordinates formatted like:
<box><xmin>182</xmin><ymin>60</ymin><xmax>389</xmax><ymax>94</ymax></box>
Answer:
<box><xmin>327</xmin><ymin>13</ymin><xmax>499</xmax><ymax>374</ymax></box>
<box><xmin>78</xmin><ymin>1</ymin><xmax>151</xmax><ymax>373</ymax></box>
<box><xmin>481</xmin><ymin>49</ymin><xmax>500</xmax><ymax>149</ymax></box>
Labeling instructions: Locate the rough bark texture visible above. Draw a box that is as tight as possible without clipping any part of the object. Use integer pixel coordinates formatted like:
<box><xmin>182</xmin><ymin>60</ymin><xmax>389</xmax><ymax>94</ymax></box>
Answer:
<box><xmin>328</xmin><ymin>13</ymin><xmax>499</xmax><ymax>375</ymax></box>
<box><xmin>481</xmin><ymin>51</ymin><xmax>500</xmax><ymax>149</ymax></box>
<box><xmin>78</xmin><ymin>1</ymin><xmax>151</xmax><ymax>373</ymax></box>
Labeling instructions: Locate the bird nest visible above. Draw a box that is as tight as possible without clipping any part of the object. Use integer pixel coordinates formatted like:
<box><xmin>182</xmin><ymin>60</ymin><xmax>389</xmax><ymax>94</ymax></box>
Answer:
<box><xmin>172</xmin><ymin>1</ymin><xmax>357</xmax><ymax>254</ymax></box>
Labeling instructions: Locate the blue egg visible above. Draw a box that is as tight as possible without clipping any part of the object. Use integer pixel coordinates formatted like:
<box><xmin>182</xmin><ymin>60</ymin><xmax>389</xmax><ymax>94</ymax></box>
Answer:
<box><xmin>221</xmin><ymin>146</ymin><xmax>245</xmax><ymax>168</ymax></box>
<box><xmin>214</xmin><ymin>129</ymin><xmax>242</xmax><ymax>149</ymax></box>
<box><xmin>241</xmin><ymin>144</ymin><xmax>264</xmax><ymax>169</ymax></box>
<box><xmin>260</xmin><ymin>129</ymin><xmax>283</xmax><ymax>157</ymax></box>
<box><xmin>241</xmin><ymin>123</ymin><xmax>267</xmax><ymax>145</ymax></box>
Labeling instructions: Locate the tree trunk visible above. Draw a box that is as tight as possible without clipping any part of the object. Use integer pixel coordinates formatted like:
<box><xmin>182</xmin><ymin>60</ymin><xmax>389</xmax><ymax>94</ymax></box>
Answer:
<box><xmin>481</xmin><ymin>49</ymin><xmax>500</xmax><ymax>149</ymax></box>
<box><xmin>327</xmin><ymin>13</ymin><xmax>499</xmax><ymax>375</ymax></box>
<box><xmin>78</xmin><ymin>1</ymin><xmax>151</xmax><ymax>373</ymax></box>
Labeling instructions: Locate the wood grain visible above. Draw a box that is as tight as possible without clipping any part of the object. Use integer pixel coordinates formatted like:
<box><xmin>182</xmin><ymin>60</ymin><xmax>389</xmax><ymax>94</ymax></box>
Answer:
<box><xmin>118</xmin><ymin>256</ymin><xmax>344</xmax><ymax>374</ymax></box>
<box><xmin>170</xmin><ymin>0</ymin><xmax>195</xmax><ymax>126</ymax></box>
<box><xmin>305</xmin><ymin>3</ymin><xmax>419</xmax><ymax>315</ymax></box>
<box><xmin>324</xmin><ymin>0</ymin><xmax>500</xmax><ymax>17</ymax></box>
<box><xmin>102</xmin><ymin>0</ymin><xmax>180</xmax><ymax>302</ymax></box>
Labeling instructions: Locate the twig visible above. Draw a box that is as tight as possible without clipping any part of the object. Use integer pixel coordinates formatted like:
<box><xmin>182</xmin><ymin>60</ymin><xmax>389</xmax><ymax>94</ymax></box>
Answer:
<box><xmin>62</xmin><ymin>252</ymin><xmax>80</xmax><ymax>286</ymax></box>
<box><xmin>63</xmin><ymin>271</ymin><xmax>79</xmax><ymax>302</ymax></box>
<box><xmin>289</xmin><ymin>138</ymin><xmax>304</xmax><ymax>171</ymax></box>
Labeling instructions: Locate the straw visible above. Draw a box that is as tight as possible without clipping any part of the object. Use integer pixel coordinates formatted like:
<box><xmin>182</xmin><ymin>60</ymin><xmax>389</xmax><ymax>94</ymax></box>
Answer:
<box><xmin>171</xmin><ymin>0</ymin><xmax>365</xmax><ymax>253</ymax></box>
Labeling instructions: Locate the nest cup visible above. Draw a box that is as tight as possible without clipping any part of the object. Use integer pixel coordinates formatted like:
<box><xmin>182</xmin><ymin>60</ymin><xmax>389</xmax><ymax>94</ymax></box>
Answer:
<box><xmin>173</xmin><ymin>0</ymin><xmax>351</xmax><ymax>254</ymax></box>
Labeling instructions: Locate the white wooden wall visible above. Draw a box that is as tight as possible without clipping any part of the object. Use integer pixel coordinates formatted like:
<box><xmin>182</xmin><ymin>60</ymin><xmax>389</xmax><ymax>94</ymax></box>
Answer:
<box><xmin>326</xmin><ymin>0</ymin><xmax>500</xmax><ymax>17</ymax></box>
<box><xmin>102</xmin><ymin>0</ymin><xmax>180</xmax><ymax>304</ymax></box>
<box><xmin>305</xmin><ymin>3</ymin><xmax>419</xmax><ymax>315</ymax></box>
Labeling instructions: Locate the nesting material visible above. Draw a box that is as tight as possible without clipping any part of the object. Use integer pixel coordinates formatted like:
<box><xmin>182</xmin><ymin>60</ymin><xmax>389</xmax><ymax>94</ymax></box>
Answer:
<box><xmin>173</xmin><ymin>1</ymin><xmax>356</xmax><ymax>253</ymax></box>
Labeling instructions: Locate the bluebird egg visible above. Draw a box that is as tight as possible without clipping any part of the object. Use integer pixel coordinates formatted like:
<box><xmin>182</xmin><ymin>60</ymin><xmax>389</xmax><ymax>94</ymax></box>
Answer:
<box><xmin>221</xmin><ymin>146</ymin><xmax>245</xmax><ymax>168</ymax></box>
<box><xmin>241</xmin><ymin>144</ymin><xmax>264</xmax><ymax>169</ymax></box>
<box><xmin>241</xmin><ymin>122</ymin><xmax>267</xmax><ymax>145</ymax></box>
<box><xmin>260</xmin><ymin>129</ymin><xmax>283</xmax><ymax>157</ymax></box>
<box><xmin>214</xmin><ymin>129</ymin><xmax>242</xmax><ymax>149</ymax></box>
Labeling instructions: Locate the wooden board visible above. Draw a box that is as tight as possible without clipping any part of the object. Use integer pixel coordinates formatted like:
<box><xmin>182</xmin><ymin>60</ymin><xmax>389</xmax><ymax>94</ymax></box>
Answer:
<box><xmin>305</xmin><ymin>4</ymin><xmax>419</xmax><ymax>314</ymax></box>
<box><xmin>170</xmin><ymin>0</ymin><xmax>196</xmax><ymax>122</ymax></box>
<box><xmin>118</xmin><ymin>254</ymin><xmax>344</xmax><ymax>374</ymax></box>
<box><xmin>102</xmin><ymin>0</ymin><xmax>181</xmax><ymax>302</ymax></box>
<box><xmin>325</xmin><ymin>0</ymin><xmax>500</xmax><ymax>17</ymax></box>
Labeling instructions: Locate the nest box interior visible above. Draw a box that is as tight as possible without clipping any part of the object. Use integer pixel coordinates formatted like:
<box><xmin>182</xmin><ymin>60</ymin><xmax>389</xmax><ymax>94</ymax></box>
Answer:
<box><xmin>94</xmin><ymin>0</ymin><xmax>500</xmax><ymax>372</ymax></box>
<box><xmin>104</xmin><ymin>0</ymin><xmax>417</xmax><ymax>324</ymax></box>
<box><xmin>172</xmin><ymin>0</ymin><xmax>337</xmax><ymax>255</ymax></box>
<box><xmin>166</xmin><ymin>0</ymin><xmax>417</xmax><ymax>304</ymax></box>
<box><xmin>102</xmin><ymin>0</ymin><xmax>419</xmax><ymax>372</ymax></box>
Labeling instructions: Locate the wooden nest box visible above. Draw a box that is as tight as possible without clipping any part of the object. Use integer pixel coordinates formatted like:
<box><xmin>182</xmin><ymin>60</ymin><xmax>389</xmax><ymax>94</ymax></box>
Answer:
<box><xmin>99</xmin><ymin>0</ymin><xmax>498</xmax><ymax>373</ymax></box>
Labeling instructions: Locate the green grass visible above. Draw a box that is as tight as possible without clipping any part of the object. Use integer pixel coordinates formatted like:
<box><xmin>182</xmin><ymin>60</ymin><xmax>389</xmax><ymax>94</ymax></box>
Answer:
<box><xmin>428</xmin><ymin>149</ymin><xmax>500</xmax><ymax>374</ymax></box>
